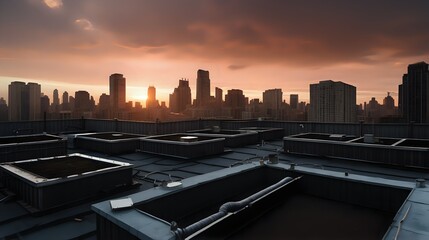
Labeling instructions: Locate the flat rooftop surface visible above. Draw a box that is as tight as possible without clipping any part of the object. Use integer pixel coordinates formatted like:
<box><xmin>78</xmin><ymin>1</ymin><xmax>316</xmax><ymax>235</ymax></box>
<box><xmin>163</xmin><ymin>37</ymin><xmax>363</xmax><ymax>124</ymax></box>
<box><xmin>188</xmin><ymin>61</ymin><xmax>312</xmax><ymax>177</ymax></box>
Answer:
<box><xmin>12</xmin><ymin>156</ymin><xmax>118</xmax><ymax>179</ymax></box>
<box><xmin>2</xmin><ymin>135</ymin><xmax>429</xmax><ymax>239</ymax></box>
<box><xmin>228</xmin><ymin>194</ymin><xmax>392</xmax><ymax>240</ymax></box>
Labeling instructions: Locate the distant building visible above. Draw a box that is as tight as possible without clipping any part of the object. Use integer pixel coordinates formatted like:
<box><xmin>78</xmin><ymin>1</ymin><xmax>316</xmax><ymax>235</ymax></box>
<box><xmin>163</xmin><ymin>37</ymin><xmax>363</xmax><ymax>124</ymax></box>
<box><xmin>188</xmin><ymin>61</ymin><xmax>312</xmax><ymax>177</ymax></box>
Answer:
<box><xmin>399</xmin><ymin>61</ymin><xmax>429</xmax><ymax>123</ymax></box>
<box><xmin>309</xmin><ymin>80</ymin><xmax>356</xmax><ymax>123</ymax></box>
<box><xmin>169</xmin><ymin>79</ymin><xmax>191</xmax><ymax>113</ymax></box>
<box><xmin>109</xmin><ymin>73</ymin><xmax>126</xmax><ymax>116</ymax></box>
<box><xmin>290</xmin><ymin>94</ymin><xmax>298</xmax><ymax>110</ymax></box>
<box><xmin>225</xmin><ymin>89</ymin><xmax>246</xmax><ymax>119</ymax></box>
<box><xmin>8</xmin><ymin>81</ymin><xmax>41</xmax><ymax>121</ymax></box>
<box><xmin>196</xmin><ymin>69</ymin><xmax>211</xmax><ymax>107</ymax></box>
<box><xmin>52</xmin><ymin>89</ymin><xmax>60</xmax><ymax>113</ymax></box>
<box><xmin>215</xmin><ymin>87</ymin><xmax>223</xmax><ymax>105</ymax></box>
<box><xmin>0</xmin><ymin>97</ymin><xmax>8</xmax><ymax>121</ymax></box>
<box><xmin>74</xmin><ymin>91</ymin><xmax>91</xmax><ymax>114</ymax></box>
<box><xmin>146</xmin><ymin>86</ymin><xmax>159</xmax><ymax>109</ymax></box>
<box><xmin>98</xmin><ymin>93</ymin><xmax>110</xmax><ymax>119</ymax></box>
<box><xmin>263</xmin><ymin>89</ymin><xmax>282</xmax><ymax>119</ymax></box>
<box><xmin>40</xmin><ymin>95</ymin><xmax>50</xmax><ymax>117</ymax></box>
<box><xmin>62</xmin><ymin>91</ymin><xmax>69</xmax><ymax>110</ymax></box>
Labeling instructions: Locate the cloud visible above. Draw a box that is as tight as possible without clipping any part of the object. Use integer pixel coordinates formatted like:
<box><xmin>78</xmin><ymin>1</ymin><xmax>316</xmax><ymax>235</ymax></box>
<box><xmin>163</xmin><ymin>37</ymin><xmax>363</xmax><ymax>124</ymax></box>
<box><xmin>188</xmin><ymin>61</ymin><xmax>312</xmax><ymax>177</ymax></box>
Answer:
<box><xmin>43</xmin><ymin>0</ymin><xmax>62</xmax><ymax>9</ymax></box>
<box><xmin>1</xmin><ymin>0</ymin><xmax>429</xmax><ymax>67</ymax></box>
<box><xmin>75</xmin><ymin>18</ymin><xmax>94</xmax><ymax>31</ymax></box>
<box><xmin>228</xmin><ymin>64</ymin><xmax>248</xmax><ymax>71</ymax></box>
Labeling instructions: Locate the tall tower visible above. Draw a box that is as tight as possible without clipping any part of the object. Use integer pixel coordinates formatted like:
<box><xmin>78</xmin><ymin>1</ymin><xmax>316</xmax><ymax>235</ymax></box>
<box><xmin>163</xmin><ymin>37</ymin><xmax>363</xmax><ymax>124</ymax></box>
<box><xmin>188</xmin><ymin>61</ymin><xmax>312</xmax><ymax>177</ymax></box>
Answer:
<box><xmin>8</xmin><ymin>81</ymin><xmax>41</xmax><ymax>121</ymax></box>
<box><xmin>146</xmin><ymin>86</ymin><xmax>158</xmax><ymax>108</ymax></box>
<box><xmin>215</xmin><ymin>87</ymin><xmax>223</xmax><ymax>105</ymax></box>
<box><xmin>196</xmin><ymin>69</ymin><xmax>210</xmax><ymax>107</ymax></box>
<box><xmin>169</xmin><ymin>79</ymin><xmax>191</xmax><ymax>113</ymax></box>
<box><xmin>309</xmin><ymin>80</ymin><xmax>356</xmax><ymax>123</ymax></box>
<box><xmin>109</xmin><ymin>73</ymin><xmax>126</xmax><ymax>115</ymax></box>
<box><xmin>290</xmin><ymin>94</ymin><xmax>299</xmax><ymax>109</ymax></box>
<box><xmin>399</xmin><ymin>61</ymin><xmax>429</xmax><ymax>123</ymax></box>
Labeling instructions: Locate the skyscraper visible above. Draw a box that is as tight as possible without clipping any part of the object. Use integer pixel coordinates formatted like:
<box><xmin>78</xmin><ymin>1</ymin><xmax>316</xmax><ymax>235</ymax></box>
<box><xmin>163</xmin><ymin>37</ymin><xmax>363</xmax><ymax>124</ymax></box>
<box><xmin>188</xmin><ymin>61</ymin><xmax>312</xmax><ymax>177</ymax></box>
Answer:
<box><xmin>8</xmin><ymin>81</ymin><xmax>41</xmax><ymax>121</ymax></box>
<box><xmin>309</xmin><ymin>80</ymin><xmax>356</xmax><ymax>123</ymax></box>
<box><xmin>399</xmin><ymin>62</ymin><xmax>429</xmax><ymax>123</ymax></box>
<box><xmin>109</xmin><ymin>73</ymin><xmax>126</xmax><ymax>115</ymax></box>
<box><xmin>215</xmin><ymin>87</ymin><xmax>223</xmax><ymax>105</ymax></box>
<box><xmin>146</xmin><ymin>86</ymin><xmax>159</xmax><ymax>108</ymax></box>
<box><xmin>263</xmin><ymin>89</ymin><xmax>283</xmax><ymax>119</ymax></box>
<box><xmin>196</xmin><ymin>69</ymin><xmax>210</xmax><ymax>107</ymax></box>
<box><xmin>62</xmin><ymin>91</ymin><xmax>69</xmax><ymax>110</ymax></box>
<box><xmin>290</xmin><ymin>94</ymin><xmax>299</xmax><ymax>109</ymax></box>
<box><xmin>169</xmin><ymin>79</ymin><xmax>192</xmax><ymax>113</ymax></box>
<box><xmin>225</xmin><ymin>89</ymin><xmax>246</xmax><ymax>119</ymax></box>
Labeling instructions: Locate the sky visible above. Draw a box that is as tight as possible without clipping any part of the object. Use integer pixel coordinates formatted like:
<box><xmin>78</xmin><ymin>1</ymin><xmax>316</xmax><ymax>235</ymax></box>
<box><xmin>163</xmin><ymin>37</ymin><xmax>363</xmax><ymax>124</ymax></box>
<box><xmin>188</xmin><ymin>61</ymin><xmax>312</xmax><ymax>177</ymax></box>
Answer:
<box><xmin>1</xmin><ymin>0</ymin><xmax>429</xmax><ymax>106</ymax></box>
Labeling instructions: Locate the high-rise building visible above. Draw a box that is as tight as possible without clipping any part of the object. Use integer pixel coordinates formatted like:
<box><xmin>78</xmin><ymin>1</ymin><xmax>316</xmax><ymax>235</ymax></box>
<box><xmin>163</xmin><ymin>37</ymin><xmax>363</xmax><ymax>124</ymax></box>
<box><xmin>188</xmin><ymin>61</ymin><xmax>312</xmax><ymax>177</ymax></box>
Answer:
<box><xmin>225</xmin><ymin>89</ymin><xmax>246</xmax><ymax>119</ymax></box>
<box><xmin>309</xmin><ymin>80</ymin><xmax>356</xmax><ymax>123</ymax></box>
<box><xmin>290</xmin><ymin>94</ymin><xmax>299</xmax><ymax>109</ymax></box>
<box><xmin>8</xmin><ymin>81</ymin><xmax>41</xmax><ymax>121</ymax></box>
<box><xmin>146</xmin><ymin>86</ymin><xmax>159</xmax><ymax>108</ymax></box>
<box><xmin>169</xmin><ymin>79</ymin><xmax>192</xmax><ymax>113</ymax></box>
<box><xmin>74</xmin><ymin>91</ymin><xmax>91</xmax><ymax>112</ymax></box>
<box><xmin>62</xmin><ymin>91</ymin><xmax>69</xmax><ymax>110</ymax></box>
<box><xmin>109</xmin><ymin>73</ymin><xmax>126</xmax><ymax>114</ymax></box>
<box><xmin>263</xmin><ymin>89</ymin><xmax>283</xmax><ymax>119</ymax></box>
<box><xmin>41</xmin><ymin>95</ymin><xmax>50</xmax><ymax>116</ymax></box>
<box><xmin>196</xmin><ymin>69</ymin><xmax>210</xmax><ymax>107</ymax></box>
<box><xmin>0</xmin><ymin>97</ymin><xmax>8</xmax><ymax>121</ymax></box>
<box><xmin>215</xmin><ymin>87</ymin><xmax>223</xmax><ymax>105</ymax></box>
<box><xmin>399</xmin><ymin>62</ymin><xmax>429</xmax><ymax>123</ymax></box>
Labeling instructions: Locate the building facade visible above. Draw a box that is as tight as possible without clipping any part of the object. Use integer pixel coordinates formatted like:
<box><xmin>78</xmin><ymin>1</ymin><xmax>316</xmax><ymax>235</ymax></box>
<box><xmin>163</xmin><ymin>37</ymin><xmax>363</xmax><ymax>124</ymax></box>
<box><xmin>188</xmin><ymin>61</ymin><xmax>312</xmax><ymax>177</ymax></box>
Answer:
<box><xmin>399</xmin><ymin>62</ymin><xmax>429</xmax><ymax>123</ymax></box>
<box><xmin>196</xmin><ymin>69</ymin><xmax>210</xmax><ymax>107</ymax></box>
<box><xmin>8</xmin><ymin>81</ymin><xmax>41</xmax><ymax>121</ymax></box>
<box><xmin>109</xmin><ymin>73</ymin><xmax>126</xmax><ymax>116</ymax></box>
<box><xmin>309</xmin><ymin>80</ymin><xmax>356</xmax><ymax>123</ymax></box>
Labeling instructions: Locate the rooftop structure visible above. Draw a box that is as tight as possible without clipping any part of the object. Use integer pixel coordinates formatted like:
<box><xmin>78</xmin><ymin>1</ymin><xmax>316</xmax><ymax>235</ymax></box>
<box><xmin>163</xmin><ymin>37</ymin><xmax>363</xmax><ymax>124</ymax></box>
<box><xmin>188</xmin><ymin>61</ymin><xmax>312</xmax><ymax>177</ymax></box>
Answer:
<box><xmin>0</xmin><ymin>133</ymin><xmax>67</xmax><ymax>162</ymax></box>
<box><xmin>0</xmin><ymin>119</ymin><xmax>429</xmax><ymax>239</ymax></box>
<box><xmin>0</xmin><ymin>153</ymin><xmax>132</xmax><ymax>211</ymax></box>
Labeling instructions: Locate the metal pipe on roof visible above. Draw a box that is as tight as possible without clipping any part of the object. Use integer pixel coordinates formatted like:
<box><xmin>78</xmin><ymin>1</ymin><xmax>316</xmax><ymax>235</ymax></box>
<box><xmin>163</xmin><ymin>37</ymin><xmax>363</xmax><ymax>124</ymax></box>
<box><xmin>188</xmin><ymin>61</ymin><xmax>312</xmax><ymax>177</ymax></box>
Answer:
<box><xmin>173</xmin><ymin>176</ymin><xmax>301</xmax><ymax>239</ymax></box>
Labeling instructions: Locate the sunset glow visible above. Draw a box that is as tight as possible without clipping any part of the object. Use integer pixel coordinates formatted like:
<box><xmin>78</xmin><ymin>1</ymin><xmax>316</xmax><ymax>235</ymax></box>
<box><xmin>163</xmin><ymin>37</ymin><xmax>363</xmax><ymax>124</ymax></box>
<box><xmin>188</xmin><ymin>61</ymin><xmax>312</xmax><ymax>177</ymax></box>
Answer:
<box><xmin>1</xmin><ymin>0</ymin><xmax>429</xmax><ymax>106</ymax></box>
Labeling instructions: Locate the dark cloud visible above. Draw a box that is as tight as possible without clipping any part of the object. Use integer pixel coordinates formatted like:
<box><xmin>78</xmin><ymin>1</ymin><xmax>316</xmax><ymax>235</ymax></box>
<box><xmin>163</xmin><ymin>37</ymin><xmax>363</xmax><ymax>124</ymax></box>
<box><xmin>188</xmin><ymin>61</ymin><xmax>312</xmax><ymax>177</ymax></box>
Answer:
<box><xmin>228</xmin><ymin>64</ymin><xmax>248</xmax><ymax>70</ymax></box>
<box><xmin>1</xmin><ymin>0</ymin><xmax>429</xmax><ymax>66</ymax></box>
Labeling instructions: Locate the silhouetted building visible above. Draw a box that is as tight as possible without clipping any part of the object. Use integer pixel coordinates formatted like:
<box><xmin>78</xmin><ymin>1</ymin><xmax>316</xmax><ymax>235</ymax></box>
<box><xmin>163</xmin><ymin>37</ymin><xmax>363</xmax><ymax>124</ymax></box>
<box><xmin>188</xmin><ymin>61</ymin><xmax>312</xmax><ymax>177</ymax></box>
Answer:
<box><xmin>309</xmin><ymin>80</ymin><xmax>356</xmax><ymax>123</ymax></box>
<box><xmin>169</xmin><ymin>79</ymin><xmax>192</xmax><ymax>113</ymax></box>
<box><xmin>8</xmin><ymin>81</ymin><xmax>41</xmax><ymax>121</ymax></box>
<box><xmin>290</xmin><ymin>94</ymin><xmax>298</xmax><ymax>110</ymax></box>
<box><xmin>399</xmin><ymin>61</ymin><xmax>429</xmax><ymax>123</ymax></box>
<box><xmin>62</xmin><ymin>91</ymin><xmax>69</xmax><ymax>110</ymax></box>
<box><xmin>225</xmin><ymin>89</ymin><xmax>246</xmax><ymax>119</ymax></box>
<box><xmin>146</xmin><ymin>86</ymin><xmax>159</xmax><ymax>109</ymax></box>
<box><xmin>196</xmin><ymin>69</ymin><xmax>210</xmax><ymax>107</ymax></box>
<box><xmin>40</xmin><ymin>95</ymin><xmax>50</xmax><ymax>117</ymax></box>
<box><xmin>109</xmin><ymin>73</ymin><xmax>126</xmax><ymax>117</ymax></box>
<box><xmin>215</xmin><ymin>87</ymin><xmax>223</xmax><ymax>105</ymax></box>
<box><xmin>0</xmin><ymin>97</ymin><xmax>8</xmax><ymax>121</ymax></box>
<box><xmin>52</xmin><ymin>89</ymin><xmax>59</xmax><ymax>113</ymax></box>
<box><xmin>74</xmin><ymin>91</ymin><xmax>91</xmax><ymax>116</ymax></box>
<box><xmin>263</xmin><ymin>89</ymin><xmax>283</xmax><ymax>119</ymax></box>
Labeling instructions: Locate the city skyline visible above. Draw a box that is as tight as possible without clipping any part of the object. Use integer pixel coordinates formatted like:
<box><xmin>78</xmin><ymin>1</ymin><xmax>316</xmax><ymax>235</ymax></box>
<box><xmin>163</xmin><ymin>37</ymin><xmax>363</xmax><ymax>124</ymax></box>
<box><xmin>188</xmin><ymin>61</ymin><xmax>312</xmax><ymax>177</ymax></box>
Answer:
<box><xmin>1</xmin><ymin>1</ymin><xmax>429</xmax><ymax>105</ymax></box>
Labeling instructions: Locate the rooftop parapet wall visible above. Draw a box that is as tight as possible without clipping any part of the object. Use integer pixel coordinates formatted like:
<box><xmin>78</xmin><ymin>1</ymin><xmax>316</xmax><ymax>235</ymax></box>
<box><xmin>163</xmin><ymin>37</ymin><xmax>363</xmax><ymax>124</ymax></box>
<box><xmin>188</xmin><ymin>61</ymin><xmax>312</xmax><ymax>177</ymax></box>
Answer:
<box><xmin>0</xmin><ymin>119</ymin><xmax>428</xmax><ymax>139</ymax></box>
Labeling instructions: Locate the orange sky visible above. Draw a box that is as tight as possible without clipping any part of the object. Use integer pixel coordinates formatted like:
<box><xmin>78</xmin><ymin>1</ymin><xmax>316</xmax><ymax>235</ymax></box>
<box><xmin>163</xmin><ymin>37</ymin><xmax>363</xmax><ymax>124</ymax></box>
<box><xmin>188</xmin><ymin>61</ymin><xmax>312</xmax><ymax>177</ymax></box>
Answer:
<box><xmin>1</xmin><ymin>0</ymin><xmax>429</xmax><ymax>106</ymax></box>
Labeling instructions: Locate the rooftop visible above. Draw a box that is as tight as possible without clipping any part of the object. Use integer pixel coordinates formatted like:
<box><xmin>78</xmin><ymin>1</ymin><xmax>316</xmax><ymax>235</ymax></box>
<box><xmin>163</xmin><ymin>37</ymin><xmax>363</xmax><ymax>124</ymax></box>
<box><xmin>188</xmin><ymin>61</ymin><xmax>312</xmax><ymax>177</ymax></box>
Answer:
<box><xmin>0</xmin><ymin>119</ymin><xmax>428</xmax><ymax>239</ymax></box>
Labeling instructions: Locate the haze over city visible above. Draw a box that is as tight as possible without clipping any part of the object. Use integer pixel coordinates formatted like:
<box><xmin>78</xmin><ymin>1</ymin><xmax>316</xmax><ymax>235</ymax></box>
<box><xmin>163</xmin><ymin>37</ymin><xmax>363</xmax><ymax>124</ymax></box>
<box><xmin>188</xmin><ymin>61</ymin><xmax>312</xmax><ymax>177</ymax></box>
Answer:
<box><xmin>1</xmin><ymin>0</ymin><xmax>429</xmax><ymax>105</ymax></box>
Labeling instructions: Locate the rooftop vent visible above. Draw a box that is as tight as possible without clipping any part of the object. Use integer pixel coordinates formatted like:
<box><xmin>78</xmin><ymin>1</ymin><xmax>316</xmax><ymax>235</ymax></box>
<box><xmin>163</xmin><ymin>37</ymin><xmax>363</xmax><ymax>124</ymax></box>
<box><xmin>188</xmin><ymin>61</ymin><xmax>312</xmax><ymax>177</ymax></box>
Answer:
<box><xmin>75</xmin><ymin>132</ymin><xmax>144</xmax><ymax>154</ymax></box>
<box><xmin>0</xmin><ymin>153</ymin><xmax>133</xmax><ymax>212</ymax></box>
<box><xmin>140</xmin><ymin>134</ymin><xmax>225</xmax><ymax>159</ymax></box>
<box><xmin>180</xmin><ymin>136</ymin><xmax>198</xmax><ymax>142</ymax></box>
<box><xmin>0</xmin><ymin>134</ymin><xmax>67</xmax><ymax>163</ymax></box>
